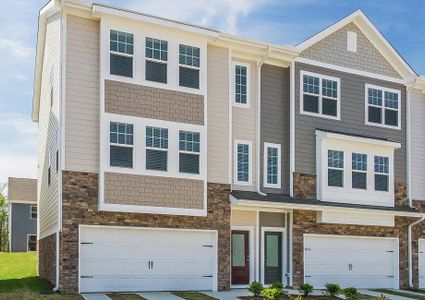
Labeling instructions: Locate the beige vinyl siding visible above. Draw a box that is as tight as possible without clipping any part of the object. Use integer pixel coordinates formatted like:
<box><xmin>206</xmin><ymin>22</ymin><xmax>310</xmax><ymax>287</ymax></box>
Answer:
<box><xmin>411</xmin><ymin>88</ymin><xmax>425</xmax><ymax>200</ymax></box>
<box><xmin>65</xmin><ymin>16</ymin><xmax>100</xmax><ymax>173</ymax></box>
<box><xmin>232</xmin><ymin>59</ymin><xmax>257</xmax><ymax>191</ymax></box>
<box><xmin>207</xmin><ymin>45</ymin><xmax>229</xmax><ymax>184</ymax></box>
<box><xmin>38</xmin><ymin>13</ymin><xmax>61</xmax><ymax>239</ymax></box>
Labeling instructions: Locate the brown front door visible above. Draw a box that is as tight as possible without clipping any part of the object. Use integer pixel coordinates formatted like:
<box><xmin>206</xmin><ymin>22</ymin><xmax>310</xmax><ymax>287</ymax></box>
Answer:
<box><xmin>231</xmin><ymin>230</ymin><xmax>249</xmax><ymax>285</ymax></box>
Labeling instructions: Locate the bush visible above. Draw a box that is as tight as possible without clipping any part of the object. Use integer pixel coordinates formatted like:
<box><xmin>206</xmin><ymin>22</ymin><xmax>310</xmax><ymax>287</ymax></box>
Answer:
<box><xmin>299</xmin><ymin>283</ymin><xmax>313</xmax><ymax>296</ymax></box>
<box><xmin>271</xmin><ymin>281</ymin><xmax>284</xmax><ymax>290</ymax></box>
<box><xmin>342</xmin><ymin>287</ymin><xmax>359</xmax><ymax>300</ymax></box>
<box><xmin>248</xmin><ymin>281</ymin><xmax>264</xmax><ymax>297</ymax></box>
<box><xmin>324</xmin><ymin>283</ymin><xmax>341</xmax><ymax>296</ymax></box>
<box><xmin>376</xmin><ymin>295</ymin><xmax>390</xmax><ymax>300</ymax></box>
<box><xmin>262</xmin><ymin>287</ymin><xmax>283</xmax><ymax>300</ymax></box>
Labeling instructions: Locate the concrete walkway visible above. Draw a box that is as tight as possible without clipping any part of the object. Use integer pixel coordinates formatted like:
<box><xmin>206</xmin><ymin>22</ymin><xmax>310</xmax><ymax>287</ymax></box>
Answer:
<box><xmin>81</xmin><ymin>294</ymin><xmax>111</xmax><ymax>300</ymax></box>
<box><xmin>138</xmin><ymin>292</ymin><xmax>183</xmax><ymax>300</ymax></box>
<box><xmin>204</xmin><ymin>289</ymin><xmax>250</xmax><ymax>300</ymax></box>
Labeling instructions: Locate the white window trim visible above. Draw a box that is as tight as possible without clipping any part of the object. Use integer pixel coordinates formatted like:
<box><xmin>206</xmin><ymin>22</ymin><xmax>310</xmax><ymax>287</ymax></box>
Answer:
<box><xmin>365</xmin><ymin>83</ymin><xmax>402</xmax><ymax>130</ymax></box>
<box><xmin>327</xmin><ymin>149</ymin><xmax>345</xmax><ymax>188</ymax></box>
<box><xmin>178</xmin><ymin>130</ymin><xmax>201</xmax><ymax>174</ymax></box>
<box><xmin>109</xmin><ymin>122</ymin><xmax>135</xmax><ymax>170</ymax></box>
<box><xmin>232</xmin><ymin>61</ymin><xmax>251</xmax><ymax>108</ymax></box>
<box><xmin>30</xmin><ymin>205</ymin><xmax>37</xmax><ymax>219</ymax></box>
<box><xmin>374</xmin><ymin>155</ymin><xmax>390</xmax><ymax>192</ymax></box>
<box><xmin>109</xmin><ymin>30</ymin><xmax>135</xmax><ymax>78</ymax></box>
<box><xmin>27</xmin><ymin>234</ymin><xmax>37</xmax><ymax>252</ymax></box>
<box><xmin>300</xmin><ymin>70</ymin><xmax>341</xmax><ymax>120</ymax></box>
<box><xmin>145</xmin><ymin>36</ymin><xmax>168</xmax><ymax>85</ymax></box>
<box><xmin>351</xmin><ymin>153</ymin><xmax>368</xmax><ymax>190</ymax></box>
<box><xmin>263</xmin><ymin>143</ymin><xmax>281</xmax><ymax>189</ymax></box>
<box><xmin>145</xmin><ymin>126</ymin><xmax>169</xmax><ymax>173</ymax></box>
<box><xmin>178</xmin><ymin>44</ymin><xmax>201</xmax><ymax>90</ymax></box>
<box><xmin>234</xmin><ymin>139</ymin><xmax>252</xmax><ymax>186</ymax></box>
<box><xmin>347</xmin><ymin>31</ymin><xmax>357</xmax><ymax>53</ymax></box>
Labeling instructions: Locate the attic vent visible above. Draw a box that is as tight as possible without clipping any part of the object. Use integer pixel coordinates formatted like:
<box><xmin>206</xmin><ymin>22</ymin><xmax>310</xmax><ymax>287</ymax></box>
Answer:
<box><xmin>347</xmin><ymin>31</ymin><xmax>357</xmax><ymax>53</ymax></box>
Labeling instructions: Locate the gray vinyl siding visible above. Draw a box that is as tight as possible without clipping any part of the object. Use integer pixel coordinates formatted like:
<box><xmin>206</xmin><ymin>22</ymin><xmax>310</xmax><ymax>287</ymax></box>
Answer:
<box><xmin>411</xmin><ymin>88</ymin><xmax>425</xmax><ymax>200</ymax></box>
<box><xmin>295</xmin><ymin>62</ymin><xmax>406</xmax><ymax>183</ymax></box>
<box><xmin>260</xmin><ymin>64</ymin><xmax>290</xmax><ymax>194</ymax></box>
<box><xmin>10</xmin><ymin>203</ymin><xmax>37</xmax><ymax>252</ymax></box>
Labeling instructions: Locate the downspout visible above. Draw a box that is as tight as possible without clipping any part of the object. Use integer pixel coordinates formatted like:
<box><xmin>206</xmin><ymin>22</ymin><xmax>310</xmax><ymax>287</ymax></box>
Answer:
<box><xmin>256</xmin><ymin>46</ymin><xmax>271</xmax><ymax>196</ymax></box>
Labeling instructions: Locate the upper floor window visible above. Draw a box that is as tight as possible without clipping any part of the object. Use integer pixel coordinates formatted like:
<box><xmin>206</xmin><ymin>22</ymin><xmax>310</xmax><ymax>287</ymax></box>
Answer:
<box><xmin>27</xmin><ymin>234</ymin><xmax>37</xmax><ymax>252</ymax></box>
<box><xmin>179</xmin><ymin>44</ymin><xmax>200</xmax><ymax>89</ymax></box>
<box><xmin>366</xmin><ymin>84</ymin><xmax>401</xmax><ymax>129</ymax></box>
<box><xmin>301</xmin><ymin>71</ymin><xmax>340</xmax><ymax>119</ymax></box>
<box><xmin>179</xmin><ymin>131</ymin><xmax>200</xmax><ymax>174</ymax></box>
<box><xmin>374</xmin><ymin>156</ymin><xmax>389</xmax><ymax>191</ymax></box>
<box><xmin>110</xmin><ymin>122</ymin><xmax>133</xmax><ymax>168</ymax></box>
<box><xmin>146</xmin><ymin>126</ymin><xmax>168</xmax><ymax>171</ymax></box>
<box><xmin>30</xmin><ymin>205</ymin><xmax>37</xmax><ymax>219</ymax></box>
<box><xmin>352</xmin><ymin>153</ymin><xmax>367</xmax><ymax>189</ymax></box>
<box><xmin>264</xmin><ymin>143</ymin><xmax>281</xmax><ymax>188</ymax></box>
<box><xmin>328</xmin><ymin>150</ymin><xmax>344</xmax><ymax>187</ymax></box>
<box><xmin>145</xmin><ymin>37</ymin><xmax>168</xmax><ymax>83</ymax></box>
<box><xmin>235</xmin><ymin>141</ymin><xmax>252</xmax><ymax>185</ymax></box>
<box><xmin>233</xmin><ymin>63</ymin><xmax>249</xmax><ymax>107</ymax></box>
<box><xmin>110</xmin><ymin>30</ymin><xmax>134</xmax><ymax>78</ymax></box>
<box><xmin>47</xmin><ymin>150</ymin><xmax>51</xmax><ymax>186</ymax></box>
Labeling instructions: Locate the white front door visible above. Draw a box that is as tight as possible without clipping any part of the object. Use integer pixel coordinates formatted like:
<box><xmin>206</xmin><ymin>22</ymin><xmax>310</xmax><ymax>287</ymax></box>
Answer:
<box><xmin>304</xmin><ymin>235</ymin><xmax>398</xmax><ymax>289</ymax></box>
<box><xmin>79</xmin><ymin>226</ymin><xmax>217</xmax><ymax>293</ymax></box>
<box><xmin>419</xmin><ymin>239</ymin><xmax>425</xmax><ymax>289</ymax></box>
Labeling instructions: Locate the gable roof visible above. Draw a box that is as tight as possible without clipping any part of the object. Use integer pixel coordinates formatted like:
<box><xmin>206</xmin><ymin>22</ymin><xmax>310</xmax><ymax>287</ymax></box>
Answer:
<box><xmin>296</xmin><ymin>9</ymin><xmax>417</xmax><ymax>80</ymax></box>
<box><xmin>7</xmin><ymin>177</ymin><xmax>37</xmax><ymax>204</ymax></box>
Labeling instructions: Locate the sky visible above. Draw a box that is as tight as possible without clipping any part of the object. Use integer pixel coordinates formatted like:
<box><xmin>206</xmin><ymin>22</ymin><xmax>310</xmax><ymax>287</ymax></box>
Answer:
<box><xmin>0</xmin><ymin>0</ymin><xmax>424</xmax><ymax>187</ymax></box>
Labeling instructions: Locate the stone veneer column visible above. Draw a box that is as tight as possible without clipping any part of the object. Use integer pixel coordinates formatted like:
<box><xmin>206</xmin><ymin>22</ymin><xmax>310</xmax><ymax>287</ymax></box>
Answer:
<box><xmin>38</xmin><ymin>233</ymin><xmax>57</xmax><ymax>286</ymax></box>
<box><xmin>293</xmin><ymin>173</ymin><xmax>317</xmax><ymax>200</ymax></box>
<box><xmin>59</xmin><ymin>170</ymin><xmax>231</xmax><ymax>293</ymax></box>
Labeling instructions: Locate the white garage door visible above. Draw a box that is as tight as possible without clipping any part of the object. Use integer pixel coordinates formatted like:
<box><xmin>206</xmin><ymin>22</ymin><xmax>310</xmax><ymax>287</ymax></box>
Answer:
<box><xmin>79</xmin><ymin>226</ymin><xmax>216</xmax><ymax>293</ymax></box>
<box><xmin>419</xmin><ymin>239</ymin><xmax>425</xmax><ymax>289</ymax></box>
<box><xmin>304</xmin><ymin>235</ymin><xmax>398</xmax><ymax>289</ymax></box>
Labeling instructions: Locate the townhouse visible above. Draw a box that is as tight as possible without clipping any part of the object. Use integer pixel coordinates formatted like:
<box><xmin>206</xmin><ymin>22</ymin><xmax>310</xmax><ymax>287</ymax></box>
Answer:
<box><xmin>33</xmin><ymin>0</ymin><xmax>425</xmax><ymax>293</ymax></box>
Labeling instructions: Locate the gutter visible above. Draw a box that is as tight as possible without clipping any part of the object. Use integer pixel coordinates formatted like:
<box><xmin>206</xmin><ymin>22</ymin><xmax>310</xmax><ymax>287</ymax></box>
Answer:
<box><xmin>409</xmin><ymin>215</ymin><xmax>425</xmax><ymax>288</ymax></box>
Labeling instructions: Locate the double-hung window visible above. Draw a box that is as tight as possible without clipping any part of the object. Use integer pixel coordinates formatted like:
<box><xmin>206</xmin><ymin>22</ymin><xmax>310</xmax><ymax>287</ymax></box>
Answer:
<box><xmin>179</xmin><ymin>131</ymin><xmax>200</xmax><ymax>174</ymax></box>
<box><xmin>145</xmin><ymin>37</ymin><xmax>168</xmax><ymax>83</ymax></box>
<box><xmin>234</xmin><ymin>63</ymin><xmax>249</xmax><ymax>106</ymax></box>
<box><xmin>179</xmin><ymin>44</ymin><xmax>200</xmax><ymax>89</ymax></box>
<box><xmin>328</xmin><ymin>150</ymin><xmax>344</xmax><ymax>187</ymax></box>
<box><xmin>110</xmin><ymin>122</ymin><xmax>134</xmax><ymax>168</ymax></box>
<box><xmin>352</xmin><ymin>153</ymin><xmax>367</xmax><ymax>189</ymax></box>
<box><xmin>366</xmin><ymin>85</ymin><xmax>400</xmax><ymax>128</ymax></box>
<box><xmin>30</xmin><ymin>205</ymin><xmax>37</xmax><ymax>219</ymax></box>
<box><xmin>374</xmin><ymin>156</ymin><xmax>389</xmax><ymax>191</ymax></box>
<box><xmin>27</xmin><ymin>235</ymin><xmax>37</xmax><ymax>252</ymax></box>
<box><xmin>235</xmin><ymin>141</ymin><xmax>251</xmax><ymax>184</ymax></box>
<box><xmin>301</xmin><ymin>71</ymin><xmax>340</xmax><ymax>119</ymax></box>
<box><xmin>264</xmin><ymin>143</ymin><xmax>281</xmax><ymax>188</ymax></box>
<box><xmin>110</xmin><ymin>30</ymin><xmax>134</xmax><ymax>77</ymax></box>
<box><xmin>146</xmin><ymin>126</ymin><xmax>168</xmax><ymax>171</ymax></box>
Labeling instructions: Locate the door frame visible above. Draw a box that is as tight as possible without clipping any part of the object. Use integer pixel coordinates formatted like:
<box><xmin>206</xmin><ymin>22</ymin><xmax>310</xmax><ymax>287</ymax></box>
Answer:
<box><xmin>261</xmin><ymin>227</ymin><xmax>286</xmax><ymax>285</ymax></box>
<box><xmin>78</xmin><ymin>224</ymin><xmax>219</xmax><ymax>293</ymax></box>
<box><xmin>303</xmin><ymin>234</ymin><xmax>399</xmax><ymax>289</ymax></box>
<box><xmin>419</xmin><ymin>239</ymin><xmax>425</xmax><ymax>289</ymax></box>
<box><xmin>231</xmin><ymin>225</ymin><xmax>255</xmax><ymax>287</ymax></box>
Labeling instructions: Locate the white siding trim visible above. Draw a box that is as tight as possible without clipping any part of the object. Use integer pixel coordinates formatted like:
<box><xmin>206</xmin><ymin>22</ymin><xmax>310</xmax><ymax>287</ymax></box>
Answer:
<box><xmin>347</xmin><ymin>31</ymin><xmax>357</xmax><ymax>53</ymax></box>
<box><xmin>232</xmin><ymin>61</ymin><xmax>251</xmax><ymax>108</ymax></box>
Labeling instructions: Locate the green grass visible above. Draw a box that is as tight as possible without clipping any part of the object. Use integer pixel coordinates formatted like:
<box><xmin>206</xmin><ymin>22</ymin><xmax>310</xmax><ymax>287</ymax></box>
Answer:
<box><xmin>107</xmin><ymin>294</ymin><xmax>147</xmax><ymax>300</ymax></box>
<box><xmin>172</xmin><ymin>291</ymin><xmax>219</xmax><ymax>300</ymax></box>
<box><xmin>0</xmin><ymin>252</ymin><xmax>82</xmax><ymax>299</ymax></box>
<box><xmin>371</xmin><ymin>289</ymin><xmax>425</xmax><ymax>299</ymax></box>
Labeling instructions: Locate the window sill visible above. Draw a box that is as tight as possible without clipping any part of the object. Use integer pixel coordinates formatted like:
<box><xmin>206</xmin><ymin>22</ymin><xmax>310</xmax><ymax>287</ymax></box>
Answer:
<box><xmin>232</xmin><ymin>102</ymin><xmax>250</xmax><ymax>109</ymax></box>
<box><xmin>365</xmin><ymin>121</ymin><xmax>401</xmax><ymax>131</ymax></box>
<box><xmin>300</xmin><ymin>110</ymin><xmax>340</xmax><ymax>120</ymax></box>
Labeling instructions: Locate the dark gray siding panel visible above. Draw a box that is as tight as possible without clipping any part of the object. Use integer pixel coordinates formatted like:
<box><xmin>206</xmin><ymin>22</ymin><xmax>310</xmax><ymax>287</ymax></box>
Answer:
<box><xmin>11</xmin><ymin>203</ymin><xmax>37</xmax><ymax>252</ymax></box>
<box><xmin>260</xmin><ymin>65</ymin><xmax>291</xmax><ymax>194</ymax></box>
<box><xmin>295</xmin><ymin>62</ymin><xmax>406</xmax><ymax>183</ymax></box>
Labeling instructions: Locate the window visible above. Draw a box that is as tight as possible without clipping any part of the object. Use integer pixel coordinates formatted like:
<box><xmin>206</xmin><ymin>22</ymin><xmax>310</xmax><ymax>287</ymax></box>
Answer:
<box><xmin>264</xmin><ymin>143</ymin><xmax>281</xmax><ymax>188</ymax></box>
<box><xmin>30</xmin><ymin>205</ymin><xmax>37</xmax><ymax>219</ymax></box>
<box><xmin>27</xmin><ymin>235</ymin><xmax>37</xmax><ymax>252</ymax></box>
<box><xmin>234</xmin><ymin>63</ymin><xmax>249</xmax><ymax>106</ymax></box>
<box><xmin>352</xmin><ymin>153</ymin><xmax>367</xmax><ymax>189</ymax></box>
<box><xmin>47</xmin><ymin>150</ymin><xmax>51</xmax><ymax>186</ymax></box>
<box><xmin>301</xmin><ymin>71</ymin><xmax>340</xmax><ymax>119</ymax></box>
<box><xmin>146</xmin><ymin>126</ymin><xmax>168</xmax><ymax>171</ymax></box>
<box><xmin>110</xmin><ymin>30</ymin><xmax>134</xmax><ymax>77</ymax></box>
<box><xmin>328</xmin><ymin>150</ymin><xmax>344</xmax><ymax>187</ymax></box>
<box><xmin>374</xmin><ymin>156</ymin><xmax>389</xmax><ymax>191</ymax></box>
<box><xmin>110</xmin><ymin>122</ymin><xmax>134</xmax><ymax>168</ymax></box>
<box><xmin>366</xmin><ymin>85</ymin><xmax>401</xmax><ymax>129</ymax></box>
<box><xmin>56</xmin><ymin>150</ymin><xmax>59</xmax><ymax>173</ymax></box>
<box><xmin>179</xmin><ymin>44</ymin><xmax>200</xmax><ymax>89</ymax></box>
<box><xmin>50</xmin><ymin>86</ymin><xmax>54</xmax><ymax>108</ymax></box>
<box><xmin>179</xmin><ymin>131</ymin><xmax>200</xmax><ymax>174</ymax></box>
<box><xmin>145</xmin><ymin>37</ymin><xmax>168</xmax><ymax>83</ymax></box>
<box><xmin>235</xmin><ymin>141</ymin><xmax>251</xmax><ymax>184</ymax></box>
<box><xmin>347</xmin><ymin>31</ymin><xmax>357</xmax><ymax>52</ymax></box>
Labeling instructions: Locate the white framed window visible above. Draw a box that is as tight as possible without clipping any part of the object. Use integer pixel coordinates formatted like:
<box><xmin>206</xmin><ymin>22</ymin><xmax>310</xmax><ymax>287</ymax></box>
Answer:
<box><xmin>263</xmin><ymin>143</ymin><xmax>281</xmax><ymax>188</ymax></box>
<box><xmin>374</xmin><ymin>156</ymin><xmax>389</xmax><ymax>192</ymax></box>
<box><xmin>328</xmin><ymin>150</ymin><xmax>344</xmax><ymax>187</ymax></box>
<box><xmin>110</xmin><ymin>30</ymin><xmax>134</xmax><ymax>78</ymax></box>
<box><xmin>47</xmin><ymin>150</ymin><xmax>51</xmax><ymax>186</ymax></box>
<box><xmin>27</xmin><ymin>234</ymin><xmax>37</xmax><ymax>252</ymax></box>
<box><xmin>145</xmin><ymin>37</ymin><xmax>168</xmax><ymax>84</ymax></box>
<box><xmin>234</xmin><ymin>140</ymin><xmax>252</xmax><ymax>185</ymax></box>
<box><xmin>179</xmin><ymin>130</ymin><xmax>200</xmax><ymax>174</ymax></box>
<box><xmin>145</xmin><ymin>126</ymin><xmax>168</xmax><ymax>171</ymax></box>
<box><xmin>352</xmin><ymin>153</ymin><xmax>367</xmax><ymax>189</ymax></box>
<box><xmin>232</xmin><ymin>62</ymin><xmax>250</xmax><ymax>108</ymax></box>
<box><xmin>179</xmin><ymin>44</ymin><xmax>200</xmax><ymax>89</ymax></box>
<box><xmin>300</xmin><ymin>70</ymin><xmax>340</xmax><ymax>120</ymax></box>
<box><xmin>30</xmin><ymin>205</ymin><xmax>37</xmax><ymax>219</ymax></box>
<box><xmin>365</xmin><ymin>84</ymin><xmax>401</xmax><ymax>129</ymax></box>
<box><xmin>110</xmin><ymin>122</ymin><xmax>134</xmax><ymax>169</ymax></box>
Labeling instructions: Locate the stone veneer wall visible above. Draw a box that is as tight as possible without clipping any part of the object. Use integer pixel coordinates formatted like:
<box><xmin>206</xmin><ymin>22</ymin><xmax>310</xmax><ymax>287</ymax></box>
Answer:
<box><xmin>411</xmin><ymin>200</ymin><xmax>425</xmax><ymax>288</ymax></box>
<box><xmin>59</xmin><ymin>170</ymin><xmax>231</xmax><ymax>293</ymax></box>
<box><xmin>293</xmin><ymin>173</ymin><xmax>316</xmax><ymax>200</ymax></box>
<box><xmin>292</xmin><ymin>210</ymin><xmax>414</xmax><ymax>288</ymax></box>
<box><xmin>38</xmin><ymin>233</ymin><xmax>56</xmax><ymax>287</ymax></box>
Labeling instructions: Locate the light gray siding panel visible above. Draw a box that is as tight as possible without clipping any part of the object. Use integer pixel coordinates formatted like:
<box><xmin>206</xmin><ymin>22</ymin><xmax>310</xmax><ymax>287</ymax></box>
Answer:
<box><xmin>260</xmin><ymin>64</ymin><xmax>290</xmax><ymax>194</ymax></box>
<box><xmin>65</xmin><ymin>16</ymin><xmax>100</xmax><ymax>173</ymax></box>
<box><xmin>10</xmin><ymin>204</ymin><xmax>37</xmax><ymax>252</ymax></box>
<box><xmin>295</xmin><ymin>62</ymin><xmax>406</xmax><ymax>183</ymax></box>
<box><xmin>411</xmin><ymin>88</ymin><xmax>425</xmax><ymax>200</ymax></box>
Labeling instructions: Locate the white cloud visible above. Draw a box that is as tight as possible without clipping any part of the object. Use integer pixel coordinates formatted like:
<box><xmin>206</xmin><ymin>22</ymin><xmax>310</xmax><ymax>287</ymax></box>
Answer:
<box><xmin>0</xmin><ymin>112</ymin><xmax>37</xmax><ymax>135</ymax></box>
<box><xmin>0</xmin><ymin>152</ymin><xmax>37</xmax><ymax>187</ymax></box>
<box><xmin>0</xmin><ymin>38</ymin><xmax>34</xmax><ymax>59</ymax></box>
